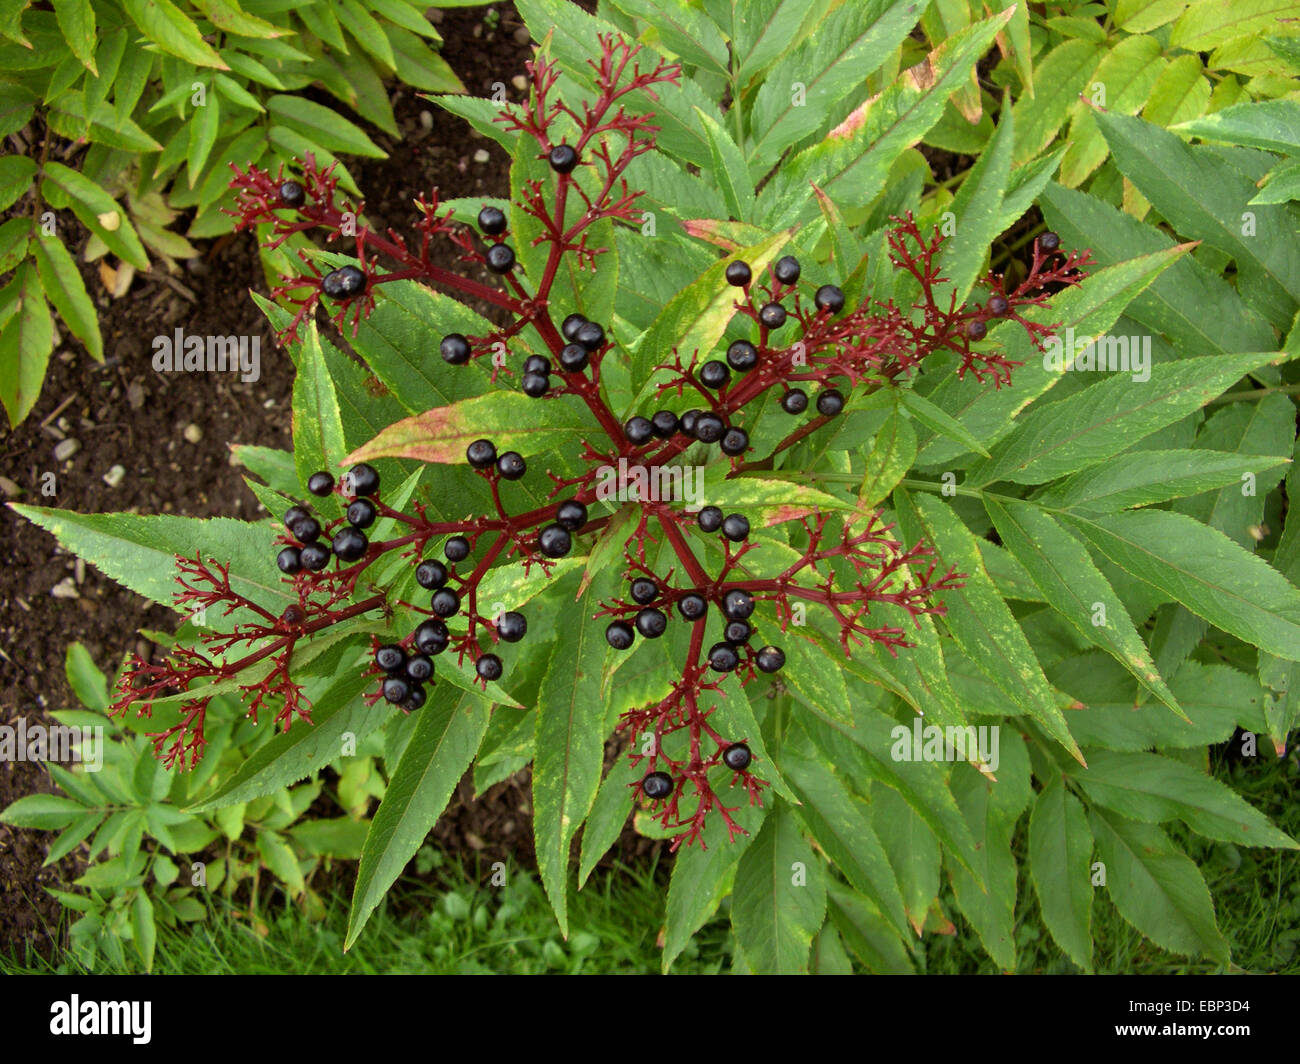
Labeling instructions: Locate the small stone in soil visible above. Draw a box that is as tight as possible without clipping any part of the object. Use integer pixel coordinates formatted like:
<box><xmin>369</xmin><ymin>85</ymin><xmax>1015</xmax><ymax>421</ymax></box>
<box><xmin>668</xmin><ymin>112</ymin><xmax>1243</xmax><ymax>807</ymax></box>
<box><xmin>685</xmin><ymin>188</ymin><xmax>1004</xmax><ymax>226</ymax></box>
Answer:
<box><xmin>54</xmin><ymin>438</ymin><xmax>81</xmax><ymax>462</ymax></box>
<box><xmin>103</xmin><ymin>464</ymin><xmax>126</xmax><ymax>488</ymax></box>
<box><xmin>474</xmin><ymin>149</ymin><xmax>490</xmax><ymax>164</ymax></box>
<box><xmin>183</xmin><ymin>423</ymin><xmax>202</xmax><ymax>443</ymax></box>
<box><xmin>512</xmin><ymin>75</ymin><xmax>528</xmax><ymax>91</ymax></box>
<box><xmin>51</xmin><ymin>578</ymin><xmax>79</xmax><ymax>599</ymax></box>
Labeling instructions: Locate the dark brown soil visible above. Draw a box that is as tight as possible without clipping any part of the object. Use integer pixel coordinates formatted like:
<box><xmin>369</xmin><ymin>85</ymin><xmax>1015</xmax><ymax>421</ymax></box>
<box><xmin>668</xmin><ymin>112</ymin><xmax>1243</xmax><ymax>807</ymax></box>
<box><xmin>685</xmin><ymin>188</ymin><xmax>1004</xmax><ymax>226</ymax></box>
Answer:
<box><xmin>0</xmin><ymin>4</ymin><xmax>666</xmax><ymax>961</ymax></box>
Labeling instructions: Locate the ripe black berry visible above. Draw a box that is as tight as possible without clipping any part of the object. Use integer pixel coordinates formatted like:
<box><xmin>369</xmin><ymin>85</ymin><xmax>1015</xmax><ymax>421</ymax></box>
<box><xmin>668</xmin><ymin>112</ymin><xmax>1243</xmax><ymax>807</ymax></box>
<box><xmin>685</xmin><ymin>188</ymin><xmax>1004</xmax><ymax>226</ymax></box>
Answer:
<box><xmin>293</xmin><ymin>516</ymin><xmax>322</xmax><ymax>544</ymax></box>
<box><xmin>279</xmin><ymin>181</ymin><xmax>305</xmax><ymax>207</ymax></box>
<box><xmin>441</xmin><ymin>333</ymin><xmax>471</xmax><ymax>365</ymax></box>
<box><xmin>522</xmin><ymin>371</ymin><xmax>549</xmax><ymax>397</ymax></box>
<box><xmin>651</xmin><ymin>410</ymin><xmax>679</xmax><ymax>438</ymax></box>
<box><xmin>575</xmin><ymin>321</ymin><xmax>605</xmax><ymax>351</ymax></box>
<box><xmin>561</xmin><ymin>314</ymin><xmax>587</xmax><ymax>341</ymax></box>
<box><xmin>523</xmin><ymin>355</ymin><xmax>551</xmax><ymax>375</ymax></box>
<box><xmin>720</xmin><ymin>427</ymin><xmax>749</xmax><ymax>456</ymax></box>
<box><xmin>697</xmin><ymin>506</ymin><xmax>723</xmax><ymax>533</ymax></box>
<box><xmin>987</xmin><ymin>294</ymin><xmax>1009</xmax><ymax>316</ymax></box>
<box><xmin>722</xmin><ymin>588</ymin><xmax>755</xmax><ymax>620</ymax></box>
<box><xmin>759</xmin><ymin>302</ymin><xmax>787</xmax><ymax>329</ymax></box>
<box><xmin>724</xmin><ymin>620</ymin><xmax>752</xmax><ymax>644</ymax></box>
<box><xmin>708</xmin><ymin>642</ymin><xmax>740</xmax><ymax>672</ymax></box>
<box><xmin>276</xmin><ymin>547</ymin><xmax>302</xmax><ymax>574</ymax></box>
<box><xmin>549</xmin><ymin>144</ymin><xmax>579</xmax><ymax>173</ymax></box>
<box><xmin>406</xmin><ymin>655</ymin><xmax>433</xmax><ymax>682</ymax></box>
<box><xmin>375</xmin><ymin>644</ymin><xmax>406</xmax><ymax>672</ymax></box>
<box><xmin>699</xmin><ymin>361</ymin><xmax>730</xmax><ymax>389</ymax></box>
<box><xmin>284</xmin><ymin>505</ymin><xmax>311</xmax><ymax>532</ymax></box>
<box><xmin>641</xmin><ymin>771</ymin><xmax>673</xmax><ymax>799</ymax></box>
<box><xmin>467</xmin><ymin>439</ymin><xmax>497</xmax><ymax>469</ymax></box>
<box><xmin>478</xmin><ymin>205</ymin><xmax>506</xmax><ymax>235</ymax></box>
<box><xmin>606</xmin><ymin>621</ymin><xmax>634</xmax><ymax>649</ymax></box>
<box><xmin>773</xmin><ymin>255</ymin><xmax>801</xmax><ymax>284</ymax></box>
<box><xmin>497</xmin><ymin>611</ymin><xmax>527</xmax><ymax>642</ymax></box>
<box><xmin>722</xmin><ymin>514</ymin><xmax>749</xmax><ymax>542</ymax></box>
<box><xmin>383</xmin><ymin>676</ymin><xmax>411</xmax><ymax>704</ymax></box>
<box><xmin>403</xmin><ymin>684</ymin><xmax>427</xmax><ymax>710</ymax></box>
<box><xmin>725</xmin><ymin>260</ymin><xmax>752</xmax><ymax>286</ymax></box>
<box><xmin>343</xmin><ymin>463</ymin><xmax>380</xmax><ymax>497</ymax></box>
<box><xmin>677</xmin><ymin>593</ymin><xmax>707</xmax><ymax>620</ymax></box>
<box><xmin>727</xmin><ymin>340</ymin><xmax>758</xmax><ymax>372</ymax></box>
<box><xmin>559</xmin><ymin>343</ymin><xmax>589</xmax><ymax>372</ymax></box>
<box><xmin>965</xmin><ymin>319</ymin><xmax>987</xmax><ymax>341</ymax></box>
<box><xmin>679</xmin><ymin>409</ymin><xmax>701</xmax><ymax>437</ymax></box>
<box><xmin>1039</xmin><ymin>231</ymin><xmax>1061</xmax><ymax>252</ymax></box>
<box><xmin>815</xmin><ymin>284</ymin><xmax>845</xmax><ymax>313</ymax></box>
<box><xmin>630</xmin><ymin>578</ymin><xmax>658</xmax><ymax>604</ymax></box>
<box><xmin>624</xmin><ymin>416</ymin><xmax>654</xmax><ymax>445</ymax></box>
<box><xmin>300</xmin><ymin>542</ymin><xmax>330</xmax><ymax>570</ymax></box>
<box><xmin>694</xmin><ymin>413</ymin><xmax>725</xmax><ymax>443</ymax></box>
<box><xmin>416</xmin><ymin>559</ymin><xmax>448</xmax><ymax>590</ymax></box>
<box><xmin>722</xmin><ymin>743</ymin><xmax>752</xmax><ymax>771</ymax></box>
<box><xmin>444</xmin><ymin>536</ymin><xmax>470</xmax><ymax>563</ymax></box>
<box><xmin>485</xmin><ymin>244</ymin><xmax>515</xmax><ymax>273</ymax></box>
<box><xmin>755</xmin><ymin>645</ymin><xmax>786</xmax><ymax>673</ymax></box>
<box><xmin>322</xmin><ymin>265</ymin><xmax>365</xmax><ymax>301</ymax></box>
<box><xmin>555</xmin><ymin>499</ymin><xmax>588</xmax><ymax>531</ymax></box>
<box><xmin>635</xmin><ymin>608</ymin><xmax>667</xmax><ymax>638</ymax></box>
<box><xmin>538</xmin><ymin>524</ymin><xmax>572</xmax><ymax>558</ymax></box>
<box><xmin>781</xmin><ymin>389</ymin><xmax>808</xmax><ymax>414</ymax></box>
<box><xmin>497</xmin><ymin>452</ymin><xmax>526</xmax><ymax>480</ymax></box>
<box><xmin>476</xmin><ymin>654</ymin><xmax>503</xmax><ymax>681</ymax></box>
<box><xmin>816</xmin><ymin>389</ymin><xmax>844</xmax><ymax>417</ymax></box>
<box><xmin>332</xmin><ymin>527</ymin><xmax>368</xmax><ymax>562</ymax></box>
<box><xmin>431</xmin><ymin>588</ymin><xmax>460</xmax><ymax>617</ymax></box>
<box><xmin>307</xmin><ymin>471</ymin><xmax>334</xmax><ymax>496</ymax></box>
<box><xmin>414</xmin><ymin>619</ymin><xmax>449</xmax><ymax>655</ymax></box>
<box><xmin>347</xmin><ymin>499</ymin><xmax>376</xmax><ymax>529</ymax></box>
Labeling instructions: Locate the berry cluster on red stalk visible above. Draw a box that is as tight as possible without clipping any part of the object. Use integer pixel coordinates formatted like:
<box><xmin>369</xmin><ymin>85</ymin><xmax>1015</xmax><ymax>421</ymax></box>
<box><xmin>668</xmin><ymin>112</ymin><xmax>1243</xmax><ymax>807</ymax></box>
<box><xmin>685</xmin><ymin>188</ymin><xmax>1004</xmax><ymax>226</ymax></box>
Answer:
<box><xmin>114</xmin><ymin>35</ymin><xmax>1091</xmax><ymax>847</ymax></box>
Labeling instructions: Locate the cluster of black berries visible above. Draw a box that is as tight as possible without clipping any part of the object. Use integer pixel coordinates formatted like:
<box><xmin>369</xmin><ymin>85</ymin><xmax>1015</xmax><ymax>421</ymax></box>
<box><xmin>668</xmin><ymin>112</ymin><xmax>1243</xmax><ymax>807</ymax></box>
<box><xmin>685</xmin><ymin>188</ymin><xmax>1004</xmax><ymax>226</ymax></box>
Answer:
<box><xmin>605</xmin><ymin>571</ymin><xmax>786</xmax><ymax>678</ymax></box>
<box><xmin>640</xmin><ymin>740</ymin><xmax>753</xmax><ymax>800</ymax></box>
<box><xmin>276</xmin><ymin>463</ymin><xmax>380</xmax><ymax>574</ymax></box>
<box><xmin>464</xmin><ymin>437</ymin><xmax>587</xmax><ymax>558</ymax></box>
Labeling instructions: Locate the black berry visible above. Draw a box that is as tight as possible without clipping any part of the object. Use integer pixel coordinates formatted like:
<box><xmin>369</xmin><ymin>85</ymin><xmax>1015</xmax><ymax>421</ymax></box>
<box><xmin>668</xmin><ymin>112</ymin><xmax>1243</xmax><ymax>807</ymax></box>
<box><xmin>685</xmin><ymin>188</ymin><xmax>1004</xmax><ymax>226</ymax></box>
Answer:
<box><xmin>720</xmin><ymin>427</ymin><xmax>749</xmax><ymax>456</ymax></box>
<box><xmin>476</xmin><ymin>654</ymin><xmax>503</xmax><ymax>681</ymax></box>
<box><xmin>759</xmin><ymin>302</ymin><xmax>787</xmax><ymax>329</ymax></box>
<box><xmin>561</xmin><ymin>314</ymin><xmax>587</xmax><ymax>341</ymax></box>
<box><xmin>284</xmin><ymin>505</ymin><xmax>311</xmax><ymax>533</ymax></box>
<box><xmin>679</xmin><ymin>409</ymin><xmax>701</xmax><ymax>437</ymax></box>
<box><xmin>441</xmin><ymin>333</ymin><xmax>471</xmax><ymax>365</ymax></box>
<box><xmin>965</xmin><ymin>319</ymin><xmax>988</xmax><ymax>341</ymax></box>
<box><xmin>497</xmin><ymin>452</ymin><xmax>527</xmax><ymax>480</ymax></box>
<box><xmin>606</xmin><ymin>621</ymin><xmax>634</xmax><ymax>650</ymax></box>
<box><xmin>722</xmin><ymin>514</ymin><xmax>749</xmax><ymax>542</ymax></box>
<box><xmin>724</xmin><ymin>620</ymin><xmax>752</xmax><ymax>644</ymax></box>
<box><xmin>485</xmin><ymin>244</ymin><xmax>515</xmax><ymax>273</ymax></box>
<box><xmin>722</xmin><ymin>743</ymin><xmax>752</xmax><ymax>771</ymax></box>
<box><xmin>416</xmin><ymin>559</ymin><xmax>448</xmax><ymax>590</ymax></box>
<box><xmin>279</xmin><ymin>181</ymin><xmax>305</xmax><ymax>207</ymax></box>
<box><xmin>722</xmin><ymin>588</ymin><xmax>755</xmax><ymax>620</ymax></box>
<box><xmin>300</xmin><ymin>542</ymin><xmax>330</xmax><ymax>571</ymax></box>
<box><xmin>307</xmin><ymin>471</ymin><xmax>335</xmax><ymax>496</ymax></box>
<box><xmin>444</xmin><ymin>536</ymin><xmax>470</xmax><ymax>563</ymax></box>
<box><xmin>726</xmin><ymin>340</ymin><xmax>758</xmax><ymax>372</ymax></box>
<box><xmin>624</xmin><ymin>416</ymin><xmax>653</xmax><ymax>445</ymax></box>
<box><xmin>375</xmin><ymin>644</ymin><xmax>406</xmax><ymax>672</ymax></box>
<box><xmin>635</xmin><ymin>608</ymin><xmax>667</xmax><ymax>638</ymax></box>
<box><xmin>276</xmin><ymin>547</ymin><xmax>302</xmax><ymax>574</ymax></box>
<box><xmin>697</xmin><ymin>506</ymin><xmax>723</xmax><ymax>533</ymax></box>
<box><xmin>725</xmin><ymin>260</ymin><xmax>752</xmax><ymax>286</ymax></box>
<box><xmin>677</xmin><ymin>593</ymin><xmax>707</xmax><ymax>620</ymax></box>
<box><xmin>406</xmin><ymin>655</ymin><xmax>434</xmax><ymax>682</ymax></box>
<box><xmin>332</xmin><ymin>527</ymin><xmax>368</xmax><ymax>562</ymax></box>
<box><xmin>521</xmin><ymin>371</ymin><xmax>549</xmax><ymax>397</ymax></box>
<box><xmin>478</xmin><ymin>205</ymin><xmax>506</xmax><ymax>235</ymax></box>
<box><xmin>523</xmin><ymin>355</ymin><xmax>551</xmax><ymax>375</ymax></box>
<box><xmin>322</xmin><ymin>265</ymin><xmax>365</xmax><ymax>301</ymax></box>
<box><xmin>293</xmin><ymin>516</ymin><xmax>322</xmax><ymax>544</ymax></box>
<box><xmin>556</xmin><ymin>499</ymin><xmax>588</xmax><ymax>531</ymax></box>
<box><xmin>699</xmin><ymin>361</ymin><xmax>730</xmax><ymax>390</ymax></box>
<box><xmin>755</xmin><ymin>645</ymin><xmax>786</xmax><ymax>673</ymax></box>
<box><xmin>816</xmin><ymin>389</ymin><xmax>844</xmax><ymax>417</ymax></box>
<box><xmin>538</xmin><ymin>524</ymin><xmax>572</xmax><ymax>558</ymax></box>
<box><xmin>497</xmin><ymin>611</ymin><xmax>527</xmax><ymax>642</ymax></box>
<box><xmin>694</xmin><ymin>413</ymin><xmax>725</xmax><ymax>443</ymax></box>
<box><xmin>383</xmin><ymin>676</ymin><xmax>411</xmax><ymax>704</ymax></box>
<box><xmin>549</xmin><ymin>144</ymin><xmax>579</xmax><ymax>173</ymax></box>
<box><xmin>559</xmin><ymin>343</ymin><xmax>589</xmax><ymax>372</ymax></box>
<box><xmin>708</xmin><ymin>642</ymin><xmax>740</xmax><ymax>672</ymax></box>
<box><xmin>641</xmin><ymin>771</ymin><xmax>673</xmax><ymax>799</ymax></box>
<box><xmin>987</xmin><ymin>294</ymin><xmax>1009</xmax><ymax>316</ymax></box>
<box><xmin>1040</xmin><ymin>231</ymin><xmax>1061</xmax><ymax>252</ymax></box>
<box><xmin>343</xmin><ymin>463</ymin><xmax>380</xmax><ymax>497</ymax></box>
<box><xmin>431</xmin><ymin>588</ymin><xmax>460</xmax><ymax>617</ymax></box>
<box><xmin>781</xmin><ymin>389</ymin><xmax>808</xmax><ymax>414</ymax></box>
<box><xmin>773</xmin><ymin>255</ymin><xmax>801</xmax><ymax>284</ymax></box>
<box><xmin>403</xmin><ymin>684</ymin><xmax>427</xmax><ymax>710</ymax></box>
<box><xmin>414</xmin><ymin>619</ymin><xmax>449</xmax><ymax>655</ymax></box>
<box><xmin>630</xmin><ymin>578</ymin><xmax>658</xmax><ymax>604</ymax></box>
<box><xmin>651</xmin><ymin>410</ymin><xmax>679</xmax><ymax>438</ymax></box>
<box><xmin>815</xmin><ymin>285</ymin><xmax>845</xmax><ymax>313</ymax></box>
<box><xmin>467</xmin><ymin>439</ymin><xmax>497</xmax><ymax>469</ymax></box>
<box><xmin>347</xmin><ymin>499</ymin><xmax>376</xmax><ymax>529</ymax></box>
<box><xmin>575</xmin><ymin>321</ymin><xmax>605</xmax><ymax>351</ymax></box>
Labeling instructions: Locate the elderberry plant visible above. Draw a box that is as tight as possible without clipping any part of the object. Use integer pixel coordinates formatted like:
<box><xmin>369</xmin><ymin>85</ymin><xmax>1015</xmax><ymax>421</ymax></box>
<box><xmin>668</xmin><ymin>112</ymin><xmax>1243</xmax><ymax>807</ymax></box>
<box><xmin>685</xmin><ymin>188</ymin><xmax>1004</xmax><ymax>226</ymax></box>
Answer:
<box><xmin>15</xmin><ymin>0</ymin><xmax>1300</xmax><ymax>975</ymax></box>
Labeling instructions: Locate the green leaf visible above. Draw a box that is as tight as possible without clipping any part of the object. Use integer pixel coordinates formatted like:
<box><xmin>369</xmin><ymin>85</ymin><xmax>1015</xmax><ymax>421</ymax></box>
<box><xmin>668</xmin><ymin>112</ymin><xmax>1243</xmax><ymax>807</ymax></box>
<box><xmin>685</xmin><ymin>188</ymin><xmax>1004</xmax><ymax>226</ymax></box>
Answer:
<box><xmin>1173</xmin><ymin>98</ymin><xmax>1300</xmax><ymax>156</ymax></box>
<box><xmin>871</xmin><ymin>783</ymin><xmax>939</xmax><ymax>937</ymax></box>
<box><xmin>985</xmin><ymin>496</ymin><xmax>1182</xmax><ymax>717</ymax></box>
<box><xmin>266</xmin><ymin>95</ymin><xmax>387</xmax><ymax>159</ymax></box>
<box><xmin>291</xmin><ymin>320</ymin><xmax>347</xmax><ymax>488</ymax></box>
<box><xmin>41</xmin><ymin>161</ymin><xmax>149</xmax><ymax>269</ymax></box>
<box><xmin>31</xmin><ymin>232</ymin><xmax>102</xmax><ymax>361</ymax></box>
<box><xmin>1170</xmin><ymin>0</ymin><xmax>1298</xmax><ymax>50</ymax></box>
<box><xmin>52</xmin><ymin>0</ymin><xmax>95</xmax><ymax>72</ymax></box>
<box><xmin>693</xmin><ymin>106</ymin><xmax>754</xmax><ymax>222</ymax></box>
<box><xmin>1</xmin><ymin>793</ymin><xmax>87</xmax><ymax>829</ymax></box>
<box><xmin>122</xmin><ymin>0</ymin><xmax>228</xmax><ymax>69</ymax></box>
<box><xmin>898</xmin><ymin>388</ymin><xmax>990</xmax><ymax>458</ymax></box>
<box><xmin>1010</xmin><ymin>38</ymin><xmax>1100</xmax><ymax>163</ymax></box>
<box><xmin>576</xmin><ymin>752</ymin><xmax>639</xmax><ymax>888</ymax></box>
<box><xmin>257</xmin><ymin>830</ymin><xmax>305</xmax><ymax>893</ymax></box>
<box><xmin>65</xmin><ymin>642</ymin><xmax>108</xmax><ymax>712</ymax></box>
<box><xmin>731</xmin><ymin>802</ymin><xmax>826</xmax><ymax>974</ymax></box>
<box><xmin>335</xmin><ymin>0</ymin><xmax>397</xmax><ymax>72</ymax></box>
<box><xmin>611</xmin><ymin>0</ymin><xmax>729</xmax><ymax>74</ymax></box>
<box><xmin>195</xmin><ymin>0</ymin><xmax>283</xmax><ymax>38</ymax></box>
<box><xmin>1071</xmin><ymin>749</ymin><xmax>1297</xmax><ymax>849</ymax></box>
<box><xmin>1062</xmin><ymin>508</ymin><xmax>1300</xmax><ymax>662</ymax></box>
<box><xmin>0</xmin><ymin>262</ymin><xmax>53</xmax><ymax>427</ymax></box>
<box><xmin>1028</xmin><ymin>775</ymin><xmax>1094</xmax><ymax>971</ymax></box>
<box><xmin>346</xmin><ymin>689</ymin><xmax>489</xmax><ymax>948</ymax></box>
<box><xmin>858</xmin><ymin>404</ymin><xmax>916</xmax><ymax>507</ymax></box>
<box><xmin>826</xmin><ymin>885</ymin><xmax>915</xmax><ymax>973</ymax></box>
<box><xmin>1089</xmin><ymin>808</ymin><xmax>1229</xmax><ymax>963</ymax></box>
<box><xmin>131</xmin><ymin>890</ymin><xmax>156</xmax><ymax>971</ymax></box>
<box><xmin>186</xmin><ymin>91</ymin><xmax>220</xmax><ymax>187</ymax></box>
